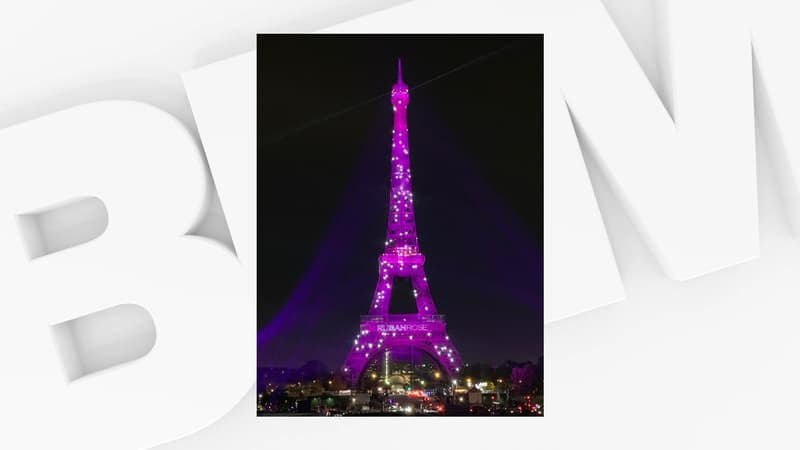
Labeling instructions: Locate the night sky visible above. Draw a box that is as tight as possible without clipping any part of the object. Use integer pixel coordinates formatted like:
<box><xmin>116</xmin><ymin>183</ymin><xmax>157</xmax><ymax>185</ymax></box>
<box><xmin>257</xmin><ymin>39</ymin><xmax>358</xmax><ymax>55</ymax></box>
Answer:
<box><xmin>257</xmin><ymin>35</ymin><xmax>543</xmax><ymax>369</ymax></box>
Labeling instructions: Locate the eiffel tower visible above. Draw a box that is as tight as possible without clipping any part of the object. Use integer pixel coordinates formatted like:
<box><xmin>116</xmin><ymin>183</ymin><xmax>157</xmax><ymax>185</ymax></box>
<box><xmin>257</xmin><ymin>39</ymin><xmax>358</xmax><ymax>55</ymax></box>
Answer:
<box><xmin>342</xmin><ymin>59</ymin><xmax>463</xmax><ymax>386</ymax></box>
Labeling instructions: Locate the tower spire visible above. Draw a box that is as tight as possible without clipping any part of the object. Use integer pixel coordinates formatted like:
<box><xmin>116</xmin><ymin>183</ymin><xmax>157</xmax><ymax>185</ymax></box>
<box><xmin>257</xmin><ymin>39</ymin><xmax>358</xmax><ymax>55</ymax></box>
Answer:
<box><xmin>397</xmin><ymin>58</ymin><xmax>403</xmax><ymax>83</ymax></box>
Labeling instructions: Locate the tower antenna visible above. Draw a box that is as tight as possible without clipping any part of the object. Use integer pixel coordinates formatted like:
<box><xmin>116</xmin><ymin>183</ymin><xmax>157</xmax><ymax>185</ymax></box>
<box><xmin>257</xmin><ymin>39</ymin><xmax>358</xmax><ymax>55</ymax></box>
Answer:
<box><xmin>397</xmin><ymin>58</ymin><xmax>403</xmax><ymax>83</ymax></box>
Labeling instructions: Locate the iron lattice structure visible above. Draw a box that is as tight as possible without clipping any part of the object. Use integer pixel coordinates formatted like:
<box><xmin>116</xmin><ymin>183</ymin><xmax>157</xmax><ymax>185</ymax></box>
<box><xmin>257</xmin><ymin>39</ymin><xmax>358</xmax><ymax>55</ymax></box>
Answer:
<box><xmin>342</xmin><ymin>60</ymin><xmax>464</xmax><ymax>385</ymax></box>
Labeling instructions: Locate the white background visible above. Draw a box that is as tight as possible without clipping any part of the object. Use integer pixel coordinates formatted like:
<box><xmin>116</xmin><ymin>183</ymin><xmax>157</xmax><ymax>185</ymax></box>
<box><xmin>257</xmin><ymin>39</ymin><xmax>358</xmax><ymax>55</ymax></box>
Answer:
<box><xmin>3</xmin><ymin>0</ymin><xmax>800</xmax><ymax>449</ymax></box>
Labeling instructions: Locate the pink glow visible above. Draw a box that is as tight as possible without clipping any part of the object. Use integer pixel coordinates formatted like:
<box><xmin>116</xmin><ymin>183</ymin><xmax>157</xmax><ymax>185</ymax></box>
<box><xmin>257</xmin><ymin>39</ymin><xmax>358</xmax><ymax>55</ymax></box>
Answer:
<box><xmin>342</xmin><ymin>60</ymin><xmax>464</xmax><ymax>384</ymax></box>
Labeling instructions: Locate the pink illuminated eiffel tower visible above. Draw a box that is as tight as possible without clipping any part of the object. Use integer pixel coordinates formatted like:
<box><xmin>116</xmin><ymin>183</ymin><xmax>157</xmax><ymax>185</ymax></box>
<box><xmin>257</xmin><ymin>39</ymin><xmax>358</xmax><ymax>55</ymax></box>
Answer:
<box><xmin>342</xmin><ymin>60</ymin><xmax>464</xmax><ymax>385</ymax></box>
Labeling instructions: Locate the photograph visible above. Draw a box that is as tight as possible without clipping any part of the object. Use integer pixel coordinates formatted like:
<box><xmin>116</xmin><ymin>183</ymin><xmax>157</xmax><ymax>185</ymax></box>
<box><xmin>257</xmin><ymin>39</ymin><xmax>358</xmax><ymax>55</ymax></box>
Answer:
<box><xmin>256</xmin><ymin>34</ymin><xmax>543</xmax><ymax>416</ymax></box>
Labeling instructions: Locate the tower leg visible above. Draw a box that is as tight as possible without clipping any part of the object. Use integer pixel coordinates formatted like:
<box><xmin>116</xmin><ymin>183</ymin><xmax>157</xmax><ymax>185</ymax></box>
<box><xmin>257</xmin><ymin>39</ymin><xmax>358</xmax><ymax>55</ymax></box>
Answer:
<box><xmin>410</xmin><ymin>268</ymin><xmax>436</xmax><ymax>314</ymax></box>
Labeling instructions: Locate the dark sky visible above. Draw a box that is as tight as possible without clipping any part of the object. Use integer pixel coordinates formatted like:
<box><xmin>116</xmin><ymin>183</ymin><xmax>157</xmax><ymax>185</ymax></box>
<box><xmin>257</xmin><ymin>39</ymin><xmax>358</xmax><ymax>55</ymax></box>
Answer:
<box><xmin>257</xmin><ymin>35</ymin><xmax>543</xmax><ymax>369</ymax></box>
